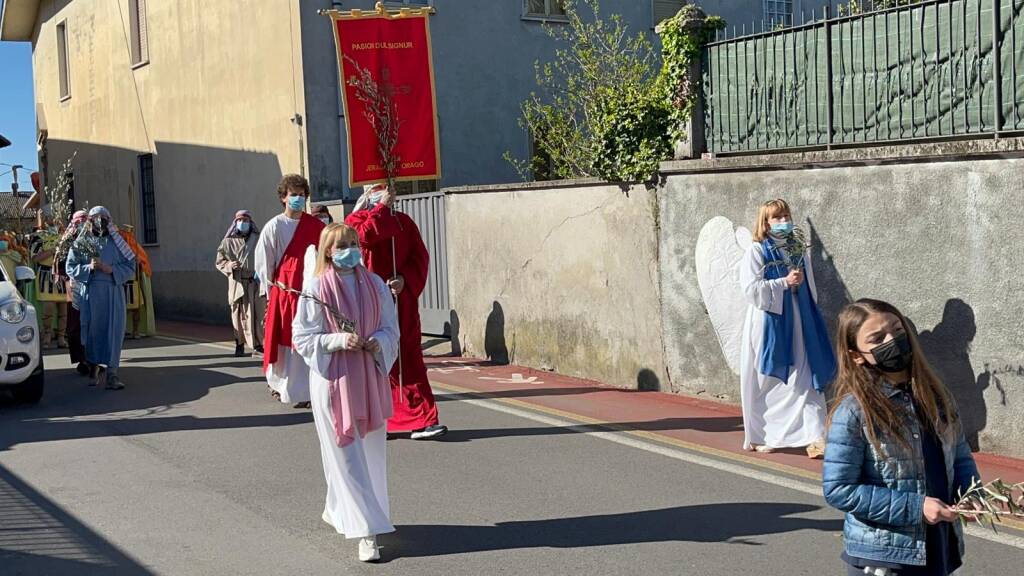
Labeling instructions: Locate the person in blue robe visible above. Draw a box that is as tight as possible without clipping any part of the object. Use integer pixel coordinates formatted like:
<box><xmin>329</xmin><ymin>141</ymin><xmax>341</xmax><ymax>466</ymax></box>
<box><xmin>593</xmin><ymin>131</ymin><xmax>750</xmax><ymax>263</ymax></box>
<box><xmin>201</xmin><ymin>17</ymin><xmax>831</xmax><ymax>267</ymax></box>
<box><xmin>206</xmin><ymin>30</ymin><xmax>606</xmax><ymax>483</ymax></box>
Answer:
<box><xmin>66</xmin><ymin>206</ymin><xmax>136</xmax><ymax>390</ymax></box>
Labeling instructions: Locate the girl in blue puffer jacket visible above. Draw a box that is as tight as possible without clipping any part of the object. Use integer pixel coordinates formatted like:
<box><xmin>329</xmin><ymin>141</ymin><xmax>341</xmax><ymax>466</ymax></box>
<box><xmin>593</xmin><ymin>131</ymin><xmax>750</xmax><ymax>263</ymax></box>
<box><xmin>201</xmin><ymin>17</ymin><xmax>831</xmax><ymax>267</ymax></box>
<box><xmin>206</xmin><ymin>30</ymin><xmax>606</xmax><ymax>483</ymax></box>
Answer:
<box><xmin>823</xmin><ymin>299</ymin><xmax>979</xmax><ymax>576</ymax></box>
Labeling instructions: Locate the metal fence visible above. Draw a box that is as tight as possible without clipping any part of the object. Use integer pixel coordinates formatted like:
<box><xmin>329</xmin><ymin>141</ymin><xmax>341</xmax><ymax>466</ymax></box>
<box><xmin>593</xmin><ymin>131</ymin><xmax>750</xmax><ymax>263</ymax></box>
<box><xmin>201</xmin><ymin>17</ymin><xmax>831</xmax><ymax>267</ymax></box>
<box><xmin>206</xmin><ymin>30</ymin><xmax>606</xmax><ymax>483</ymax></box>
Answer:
<box><xmin>394</xmin><ymin>191</ymin><xmax>451</xmax><ymax>336</ymax></box>
<box><xmin>702</xmin><ymin>0</ymin><xmax>1024</xmax><ymax>154</ymax></box>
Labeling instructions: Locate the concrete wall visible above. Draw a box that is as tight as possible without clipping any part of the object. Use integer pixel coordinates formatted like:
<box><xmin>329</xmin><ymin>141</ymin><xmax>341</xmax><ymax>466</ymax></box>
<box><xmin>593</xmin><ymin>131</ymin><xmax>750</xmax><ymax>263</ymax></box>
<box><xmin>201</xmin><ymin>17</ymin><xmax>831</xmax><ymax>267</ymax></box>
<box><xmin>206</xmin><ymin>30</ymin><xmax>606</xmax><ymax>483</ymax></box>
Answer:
<box><xmin>299</xmin><ymin>0</ymin><xmax>762</xmax><ymax>201</ymax></box>
<box><xmin>446</xmin><ymin>181</ymin><xmax>667</xmax><ymax>391</ymax></box>
<box><xmin>659</xmin><ymin>148</ymin><xmax>1024</xmax><ymax>457</ymax></box>
<box><xmin>30</xmin><ymin>0</ymin><xmax>307</xmax><ymax>321</ymax></box>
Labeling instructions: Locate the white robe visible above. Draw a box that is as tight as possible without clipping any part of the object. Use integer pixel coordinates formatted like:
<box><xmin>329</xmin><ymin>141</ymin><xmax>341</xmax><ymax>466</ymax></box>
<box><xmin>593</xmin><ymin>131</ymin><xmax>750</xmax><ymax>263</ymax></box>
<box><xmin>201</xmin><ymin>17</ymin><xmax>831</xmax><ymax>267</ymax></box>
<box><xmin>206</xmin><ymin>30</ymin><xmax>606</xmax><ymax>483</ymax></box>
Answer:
<box><xmin>738</xmin><ymin>242</ymin><xmax>827</xmax><ymax>451</ymax></box>
<box><xmin>254</xmin><ymin>214</ymin><xmax>309</xmax><ymax>403</ymax></box>
<box><xmin>292</xmin><ymin>271</ymin><xmax>400</xmax><ymax>539</ymax></box>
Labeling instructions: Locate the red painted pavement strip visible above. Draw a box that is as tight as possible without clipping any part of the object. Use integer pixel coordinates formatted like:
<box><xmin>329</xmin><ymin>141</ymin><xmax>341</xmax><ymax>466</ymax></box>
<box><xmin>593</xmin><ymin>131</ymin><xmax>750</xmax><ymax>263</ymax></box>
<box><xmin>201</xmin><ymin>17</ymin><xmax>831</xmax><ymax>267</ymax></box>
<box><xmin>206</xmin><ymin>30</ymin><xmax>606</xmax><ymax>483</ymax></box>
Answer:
<box><xmin>157</xmin><ymin>322</ymin><xmax>1024</xmax><ymax>486</ymax></box>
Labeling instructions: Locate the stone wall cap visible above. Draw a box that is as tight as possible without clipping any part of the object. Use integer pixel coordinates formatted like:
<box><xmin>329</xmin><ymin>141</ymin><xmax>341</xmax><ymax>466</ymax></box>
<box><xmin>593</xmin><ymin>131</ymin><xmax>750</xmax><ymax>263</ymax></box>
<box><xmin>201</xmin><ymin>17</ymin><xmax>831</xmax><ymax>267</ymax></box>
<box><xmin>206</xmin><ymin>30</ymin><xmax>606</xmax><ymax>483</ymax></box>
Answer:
<box><xmin>661</xmin><ymin>136</ymin><xmax>1024</xmax><ymax>174</ymax></box>
<box><xmin>444</xmin><ymin>177</ymin><xmax>611</xmax><ymax>195</ymax></box>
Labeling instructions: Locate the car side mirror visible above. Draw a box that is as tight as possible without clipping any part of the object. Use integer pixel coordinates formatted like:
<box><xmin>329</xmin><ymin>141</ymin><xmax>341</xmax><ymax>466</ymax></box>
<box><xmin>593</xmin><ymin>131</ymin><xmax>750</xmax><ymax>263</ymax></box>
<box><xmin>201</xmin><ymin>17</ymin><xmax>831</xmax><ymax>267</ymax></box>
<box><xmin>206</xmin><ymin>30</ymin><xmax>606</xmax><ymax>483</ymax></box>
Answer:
<box><xmin>15</xmin><ymin>266</ymin><xmax>36</xmax><ymax>282</ymax></box>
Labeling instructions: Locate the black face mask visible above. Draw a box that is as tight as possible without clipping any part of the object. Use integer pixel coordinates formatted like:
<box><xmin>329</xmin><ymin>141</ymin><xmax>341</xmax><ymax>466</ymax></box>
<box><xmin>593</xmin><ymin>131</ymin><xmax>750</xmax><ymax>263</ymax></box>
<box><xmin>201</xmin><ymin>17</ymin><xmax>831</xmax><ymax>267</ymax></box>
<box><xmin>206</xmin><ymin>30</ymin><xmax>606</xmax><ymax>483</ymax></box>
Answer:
<box><xmin>92</xmin><ymin>219</ymin><xmax>110</xmax><ymax>236</ymax></box>
<box><xmin>864</xmin><ymin>332</ymin><xmax>913</xmax><ymax>373</ymax></box>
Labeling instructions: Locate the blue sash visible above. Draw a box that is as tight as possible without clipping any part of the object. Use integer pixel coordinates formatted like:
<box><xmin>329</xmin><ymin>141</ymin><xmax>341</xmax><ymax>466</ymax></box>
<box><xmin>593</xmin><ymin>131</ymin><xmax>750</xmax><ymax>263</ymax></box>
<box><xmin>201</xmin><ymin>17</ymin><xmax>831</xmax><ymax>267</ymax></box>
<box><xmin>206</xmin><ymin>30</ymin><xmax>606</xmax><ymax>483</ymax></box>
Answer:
<box><xmin>758</xmin><ymin>240</ymin><xmax>836</xmax><ymax>392</ymax></box>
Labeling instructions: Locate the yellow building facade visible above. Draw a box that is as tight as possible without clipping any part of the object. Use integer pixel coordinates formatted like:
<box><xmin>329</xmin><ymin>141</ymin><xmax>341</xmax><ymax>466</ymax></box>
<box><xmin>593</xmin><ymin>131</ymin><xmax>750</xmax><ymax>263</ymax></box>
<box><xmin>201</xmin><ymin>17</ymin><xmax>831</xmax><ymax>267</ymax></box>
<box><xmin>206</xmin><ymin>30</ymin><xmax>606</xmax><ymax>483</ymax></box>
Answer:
<box><xmin>2</xmin><ymin>0</ymin><xmax>309</xmax><ymax>319</ymax></box>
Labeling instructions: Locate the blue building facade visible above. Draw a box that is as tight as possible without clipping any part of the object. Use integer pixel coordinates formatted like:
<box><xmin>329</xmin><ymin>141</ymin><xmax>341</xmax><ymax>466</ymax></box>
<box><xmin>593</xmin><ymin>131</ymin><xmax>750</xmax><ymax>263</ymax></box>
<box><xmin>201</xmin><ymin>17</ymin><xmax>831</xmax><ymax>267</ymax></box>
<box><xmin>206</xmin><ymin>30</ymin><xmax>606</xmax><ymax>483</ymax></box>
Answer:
<box><xmin>299</xmin><ymin>1</ymin><xmax>768</xmax><ymax>201</ymax></box>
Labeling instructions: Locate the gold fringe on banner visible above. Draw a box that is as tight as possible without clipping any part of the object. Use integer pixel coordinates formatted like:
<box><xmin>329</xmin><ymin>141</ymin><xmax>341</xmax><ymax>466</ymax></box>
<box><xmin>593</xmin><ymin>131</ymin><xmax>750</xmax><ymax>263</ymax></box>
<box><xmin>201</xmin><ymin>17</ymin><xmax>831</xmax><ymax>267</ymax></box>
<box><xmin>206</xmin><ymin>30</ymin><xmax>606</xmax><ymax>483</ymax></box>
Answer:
<box><xmin>319</xmin><ymin>1</ymin><xmax>436</xmax><ymax>20</ymax></box>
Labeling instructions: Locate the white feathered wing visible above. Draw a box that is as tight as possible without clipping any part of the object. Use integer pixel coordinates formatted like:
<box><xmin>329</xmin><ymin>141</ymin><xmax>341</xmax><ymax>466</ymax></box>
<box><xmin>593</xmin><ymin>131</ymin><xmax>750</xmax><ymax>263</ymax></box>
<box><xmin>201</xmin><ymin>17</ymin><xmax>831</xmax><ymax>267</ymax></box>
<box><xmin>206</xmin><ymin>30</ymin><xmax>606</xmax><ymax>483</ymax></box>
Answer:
<box><xmin>694</xmin><ymin>217</ymin><xmax>753</xmax><ymax>376</ymax></box>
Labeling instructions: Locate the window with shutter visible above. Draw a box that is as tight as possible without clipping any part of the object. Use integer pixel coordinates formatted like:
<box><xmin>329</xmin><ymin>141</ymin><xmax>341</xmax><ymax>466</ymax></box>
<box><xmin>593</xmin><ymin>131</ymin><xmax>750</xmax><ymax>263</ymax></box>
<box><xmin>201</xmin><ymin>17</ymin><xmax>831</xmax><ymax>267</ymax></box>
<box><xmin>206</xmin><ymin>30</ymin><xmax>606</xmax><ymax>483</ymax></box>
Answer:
<box><xmin>139</xmin><ymin>154</ymin><xmax>158</xmax><ymax>244</ymax></box>
<box><xmin>57</xmin><ymin>22</ymin><xmax>70</xmax><ymax>100</ymax></box>
<box><xmin>652</xmin><ymin>0</ymin><xmax>687</xmax><ymax>27</ymax></box>
<box><xmin>129</xmin><ymin>0</ymin><xmax>149</xmax><ymax>66</ymax></box>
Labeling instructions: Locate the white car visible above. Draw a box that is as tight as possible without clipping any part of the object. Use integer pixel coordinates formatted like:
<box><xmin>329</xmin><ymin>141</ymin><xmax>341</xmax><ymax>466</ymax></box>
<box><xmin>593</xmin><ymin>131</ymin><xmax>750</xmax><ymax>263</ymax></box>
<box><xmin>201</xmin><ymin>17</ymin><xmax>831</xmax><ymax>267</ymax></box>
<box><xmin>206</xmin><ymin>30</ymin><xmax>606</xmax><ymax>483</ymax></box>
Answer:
<box><xmin>0</xmin><ymin>259</ymin><xmax>43</xmax><ymax>403</ymax></box>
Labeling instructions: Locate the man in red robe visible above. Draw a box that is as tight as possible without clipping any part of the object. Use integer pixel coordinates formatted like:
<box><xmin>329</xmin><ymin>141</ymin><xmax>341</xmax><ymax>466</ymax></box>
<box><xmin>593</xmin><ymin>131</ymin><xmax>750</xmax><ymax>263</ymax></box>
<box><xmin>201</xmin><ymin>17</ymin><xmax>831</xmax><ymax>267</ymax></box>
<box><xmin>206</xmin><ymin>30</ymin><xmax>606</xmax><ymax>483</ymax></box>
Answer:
<box><xmin>346</xmin><ymin>183</ymin><xmax>447</xmax><ymax>439</ymax></box>
<box><xmin>255</xmin><ymin>174</ymin><xmax>325</xmax><ymax>408</ymax></box>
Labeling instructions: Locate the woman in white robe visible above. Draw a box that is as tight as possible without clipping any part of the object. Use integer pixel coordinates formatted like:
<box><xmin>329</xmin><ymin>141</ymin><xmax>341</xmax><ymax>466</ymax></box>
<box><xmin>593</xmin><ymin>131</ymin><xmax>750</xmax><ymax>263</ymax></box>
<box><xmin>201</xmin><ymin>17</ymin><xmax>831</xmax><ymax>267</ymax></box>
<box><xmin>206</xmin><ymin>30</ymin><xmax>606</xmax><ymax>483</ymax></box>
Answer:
<box><xmin>739</xmin><ymin>199</ymin><xmax>834</xmax><ymax>457</ymax></box>
<box><xmin>292</xmin><ymin>224</ymin><xmax>399</xmax><ymax>563</ymax></box>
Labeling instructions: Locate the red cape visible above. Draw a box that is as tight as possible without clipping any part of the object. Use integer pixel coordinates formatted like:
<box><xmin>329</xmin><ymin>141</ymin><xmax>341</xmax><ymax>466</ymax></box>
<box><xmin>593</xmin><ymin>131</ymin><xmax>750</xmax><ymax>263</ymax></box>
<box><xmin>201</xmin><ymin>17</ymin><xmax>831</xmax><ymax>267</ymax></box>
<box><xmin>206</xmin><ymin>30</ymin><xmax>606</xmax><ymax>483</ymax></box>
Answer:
<box><xmin>346</xmin><ymin>204</ymin><xmax>439</xmax><ymax>431</ymax></box>
<box><xmin>263</xmin><ymin>213</ymin><xmax>325</xmax><ymax>370</ymax></box>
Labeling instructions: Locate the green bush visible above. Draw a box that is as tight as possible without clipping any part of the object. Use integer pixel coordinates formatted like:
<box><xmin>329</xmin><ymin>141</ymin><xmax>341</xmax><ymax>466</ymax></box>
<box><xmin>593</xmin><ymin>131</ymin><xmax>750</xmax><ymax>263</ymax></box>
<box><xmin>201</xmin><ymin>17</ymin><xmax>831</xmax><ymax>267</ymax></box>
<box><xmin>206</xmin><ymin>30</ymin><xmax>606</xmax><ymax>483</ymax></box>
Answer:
<box><xmin>505</xmin><ymin>1</ymin><xmax>724</xmax><ymax>183</ymax></box>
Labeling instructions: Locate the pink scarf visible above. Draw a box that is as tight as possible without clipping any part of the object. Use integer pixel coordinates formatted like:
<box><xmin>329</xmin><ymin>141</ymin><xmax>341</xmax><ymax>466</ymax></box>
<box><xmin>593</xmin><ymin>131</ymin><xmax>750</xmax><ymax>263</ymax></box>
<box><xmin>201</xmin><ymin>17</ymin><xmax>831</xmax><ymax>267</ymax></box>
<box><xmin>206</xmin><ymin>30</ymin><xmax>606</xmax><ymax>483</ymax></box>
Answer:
<box><xmin>319</xmin><ymin>265</ymin><xmax>391</xmax><ymax>447</ymax></box>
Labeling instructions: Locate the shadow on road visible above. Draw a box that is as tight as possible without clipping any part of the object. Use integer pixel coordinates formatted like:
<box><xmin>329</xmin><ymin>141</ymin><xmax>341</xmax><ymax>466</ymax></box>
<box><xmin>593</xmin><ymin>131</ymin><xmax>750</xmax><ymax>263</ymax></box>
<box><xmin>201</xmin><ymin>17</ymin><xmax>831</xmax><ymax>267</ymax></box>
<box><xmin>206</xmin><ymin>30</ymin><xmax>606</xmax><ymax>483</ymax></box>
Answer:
<box><xmin>434</xmin><ymin>416</ymin><xmax>743</xmax><ymax>443</ymax></box>
<box><xmin>0</xmin><ymin>463</ymin><xmax>154</xmax><ymax>575</ymax></box>
<box><xmin>386</xmin><ymin>502</ymin><xmax>841</xmax><ymax>560</ymax></box>
<box><xmin>0</xmin><ymin>339</ymin><xmax>311</xmax><ymax>452</ymax></box>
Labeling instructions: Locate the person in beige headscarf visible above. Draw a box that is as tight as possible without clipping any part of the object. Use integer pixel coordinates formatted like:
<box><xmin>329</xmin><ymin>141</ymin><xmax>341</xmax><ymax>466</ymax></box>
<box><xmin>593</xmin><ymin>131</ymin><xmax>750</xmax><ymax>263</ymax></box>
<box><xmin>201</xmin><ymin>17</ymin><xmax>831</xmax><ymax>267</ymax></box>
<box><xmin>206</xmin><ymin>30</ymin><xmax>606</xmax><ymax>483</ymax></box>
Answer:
<box><xmin>216</xmin><ymin>210</ymin><xmax>264</xmax><ymax>357</ymax></box>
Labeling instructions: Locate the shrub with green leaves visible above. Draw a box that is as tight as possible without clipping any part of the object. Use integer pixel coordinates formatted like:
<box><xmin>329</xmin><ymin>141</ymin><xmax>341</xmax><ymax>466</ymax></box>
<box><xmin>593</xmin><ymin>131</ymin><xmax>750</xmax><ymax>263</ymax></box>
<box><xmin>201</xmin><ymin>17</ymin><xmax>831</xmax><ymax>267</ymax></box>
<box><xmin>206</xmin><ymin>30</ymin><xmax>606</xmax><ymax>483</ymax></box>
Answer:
<box><xmin>505</xmin><ymin>0</ymin><xmax>724</xmax><ymax>183</ymax></box>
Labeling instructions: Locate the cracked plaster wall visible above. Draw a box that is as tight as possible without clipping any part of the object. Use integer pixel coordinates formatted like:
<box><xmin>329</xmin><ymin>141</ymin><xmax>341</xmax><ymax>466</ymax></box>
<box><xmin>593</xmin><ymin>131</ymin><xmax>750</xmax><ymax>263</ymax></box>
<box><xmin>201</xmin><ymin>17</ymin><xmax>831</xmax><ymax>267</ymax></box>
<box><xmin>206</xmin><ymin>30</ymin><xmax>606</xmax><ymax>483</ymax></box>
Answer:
<box><xmin>446</xmin><ymin>183</ymin><xmax>668</xmax><ymax>391</ymax></box>
<box><xmin>660</xmin><ymin>158</ymin><xmax>1024</xmax><ymax>457</ymax></box>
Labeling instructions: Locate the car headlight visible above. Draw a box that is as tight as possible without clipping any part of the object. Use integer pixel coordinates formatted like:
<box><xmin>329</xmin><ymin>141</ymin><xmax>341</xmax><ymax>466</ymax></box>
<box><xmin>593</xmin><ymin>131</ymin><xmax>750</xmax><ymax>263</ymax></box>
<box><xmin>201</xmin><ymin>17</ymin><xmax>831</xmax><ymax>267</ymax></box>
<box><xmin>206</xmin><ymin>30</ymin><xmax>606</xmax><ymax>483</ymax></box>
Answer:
<box><xmin>0</xmin><ymin>300</ymin><xmax>27</xmax><ymax>324</ymax></box>
<box><xmin>17</xmin><ymin>326</ymin><xmax>34</xmax><ymax>343</ymax></box>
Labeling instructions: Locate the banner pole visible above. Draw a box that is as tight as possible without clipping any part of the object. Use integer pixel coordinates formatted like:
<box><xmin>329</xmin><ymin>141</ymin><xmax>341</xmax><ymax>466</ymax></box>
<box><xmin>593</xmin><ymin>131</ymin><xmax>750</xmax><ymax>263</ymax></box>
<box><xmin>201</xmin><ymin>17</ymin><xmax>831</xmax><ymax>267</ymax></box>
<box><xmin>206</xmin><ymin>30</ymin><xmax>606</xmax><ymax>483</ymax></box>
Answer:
<box><xmin>317</xmin><ymin>5</ymin><xmax>436</xmax><ymax>19</ymax></box>
<box><xmin>391</xmin><ymin>235</ymin><xmax>405</xmax><ymax>404</ymax></box>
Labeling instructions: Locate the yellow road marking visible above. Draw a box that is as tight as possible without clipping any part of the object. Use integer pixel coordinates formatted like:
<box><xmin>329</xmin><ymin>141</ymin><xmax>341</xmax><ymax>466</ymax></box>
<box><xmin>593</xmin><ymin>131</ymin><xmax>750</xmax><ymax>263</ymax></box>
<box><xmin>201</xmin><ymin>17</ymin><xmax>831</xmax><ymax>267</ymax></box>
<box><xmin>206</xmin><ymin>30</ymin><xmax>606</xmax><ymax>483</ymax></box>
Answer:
<box><xmin>432</xmin><ymin>380</ymin><xmax>1024</xmax><ymax>535</ymax></box>
<box><xmin>431</xmin><ymin>380</ymin><xmax>820</xmax><ymax>482</ymax></box>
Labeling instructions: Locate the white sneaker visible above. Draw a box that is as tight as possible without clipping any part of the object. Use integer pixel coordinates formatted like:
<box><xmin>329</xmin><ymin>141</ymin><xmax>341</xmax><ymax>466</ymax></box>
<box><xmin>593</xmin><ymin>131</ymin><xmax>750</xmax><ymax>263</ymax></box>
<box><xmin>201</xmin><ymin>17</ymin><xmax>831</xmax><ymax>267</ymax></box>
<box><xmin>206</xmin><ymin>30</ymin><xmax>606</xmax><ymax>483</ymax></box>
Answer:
<box><xmin>358</xmin><ymin>536</ymin><xmax>380</xmax><ymax>562</ymax></box>
<box><xmin>410</xmin><ymin>424</ymin><xmax>448</xmax><ymax>440</ymax></box>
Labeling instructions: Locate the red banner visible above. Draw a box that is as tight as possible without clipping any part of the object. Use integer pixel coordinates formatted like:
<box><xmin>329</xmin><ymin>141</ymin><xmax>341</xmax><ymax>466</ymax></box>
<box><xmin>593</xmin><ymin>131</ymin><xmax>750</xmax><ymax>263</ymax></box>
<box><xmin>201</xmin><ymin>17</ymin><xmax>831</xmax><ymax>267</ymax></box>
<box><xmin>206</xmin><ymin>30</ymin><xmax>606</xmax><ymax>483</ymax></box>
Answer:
<box><xmin>332</xmin><ymin>12</ymin><xmax>441</xmax><ymax>187</ymax></box>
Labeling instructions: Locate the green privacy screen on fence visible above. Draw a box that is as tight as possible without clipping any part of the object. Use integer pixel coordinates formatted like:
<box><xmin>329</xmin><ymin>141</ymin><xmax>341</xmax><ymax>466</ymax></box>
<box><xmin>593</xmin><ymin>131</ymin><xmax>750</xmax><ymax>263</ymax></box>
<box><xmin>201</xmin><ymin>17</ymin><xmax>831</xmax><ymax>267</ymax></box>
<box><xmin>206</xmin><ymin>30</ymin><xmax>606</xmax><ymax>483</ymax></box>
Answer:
<box><xmin>703</xmin><ymin>0</ymin><xmax>1024</xmax><ymax>153</ymax></box>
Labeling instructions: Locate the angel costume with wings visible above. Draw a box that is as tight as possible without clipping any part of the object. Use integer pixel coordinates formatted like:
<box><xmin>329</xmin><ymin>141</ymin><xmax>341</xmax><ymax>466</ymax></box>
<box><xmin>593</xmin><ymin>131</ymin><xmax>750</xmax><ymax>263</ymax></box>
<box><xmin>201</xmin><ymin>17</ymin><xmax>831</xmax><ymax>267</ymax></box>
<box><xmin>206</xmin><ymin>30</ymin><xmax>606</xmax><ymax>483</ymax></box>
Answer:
<box><xmin>696</xmin><ymin>217</ymin><xmax>836</xmax><ymax>451</ymax></box>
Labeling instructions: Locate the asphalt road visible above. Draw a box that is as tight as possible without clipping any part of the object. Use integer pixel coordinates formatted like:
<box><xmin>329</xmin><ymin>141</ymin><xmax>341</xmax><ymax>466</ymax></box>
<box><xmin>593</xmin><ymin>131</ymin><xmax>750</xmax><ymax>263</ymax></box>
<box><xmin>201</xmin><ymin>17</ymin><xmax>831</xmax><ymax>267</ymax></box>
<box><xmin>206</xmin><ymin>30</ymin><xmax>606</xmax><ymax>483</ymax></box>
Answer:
<box><xmin>0</xmin><ymin>336</ymin><xmax>1020</xmax><ymax>575</ymax></box>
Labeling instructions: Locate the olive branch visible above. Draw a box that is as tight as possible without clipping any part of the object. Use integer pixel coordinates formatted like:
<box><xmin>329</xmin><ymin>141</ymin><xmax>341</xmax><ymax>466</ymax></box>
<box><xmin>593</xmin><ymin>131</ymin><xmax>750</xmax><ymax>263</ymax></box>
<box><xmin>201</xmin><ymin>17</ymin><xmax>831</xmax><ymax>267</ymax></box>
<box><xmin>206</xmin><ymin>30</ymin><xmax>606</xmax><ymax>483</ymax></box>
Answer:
<box><xmin>273</xmin><ymin>281</ymin><xmax>357</xmax><ymax>334</ymax></box>
<box><xmin>779</xmin><ymin>226</ymin><xmax>809</xmax><ymax>271</ymax></box>
<box><xmin>43</xmin><ymin>153</ymin><xmax>77</xmax><ymax>229</ymax></box>
<box><xmin>343</xmin><ymin>54</ymin><xmax>401</xmax><ymax>189</ymax></box>
<box><xmin>764</xmin><ymin>226</ymin><xmax>811</xmax><ymax>292</ymax></box>
<box><xmin>953</xmin><ymin>478</ymin><xmax>1024</xmax><ymax>532</ymax></box>
<box><xmin>39</xmin><ymin>153</ymin><xmax>78</xmax><ymax>251</ymax></box>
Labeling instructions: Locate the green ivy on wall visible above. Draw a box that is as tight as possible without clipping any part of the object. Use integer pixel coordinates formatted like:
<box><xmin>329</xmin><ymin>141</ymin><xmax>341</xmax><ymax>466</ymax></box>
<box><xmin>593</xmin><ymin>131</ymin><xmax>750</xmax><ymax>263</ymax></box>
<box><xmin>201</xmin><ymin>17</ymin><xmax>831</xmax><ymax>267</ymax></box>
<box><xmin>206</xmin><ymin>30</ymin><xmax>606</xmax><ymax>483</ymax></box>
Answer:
<box><xmin>656</xmin><ymin>5</ymin><xmax>725</xmax><ymax>145</ymax></box>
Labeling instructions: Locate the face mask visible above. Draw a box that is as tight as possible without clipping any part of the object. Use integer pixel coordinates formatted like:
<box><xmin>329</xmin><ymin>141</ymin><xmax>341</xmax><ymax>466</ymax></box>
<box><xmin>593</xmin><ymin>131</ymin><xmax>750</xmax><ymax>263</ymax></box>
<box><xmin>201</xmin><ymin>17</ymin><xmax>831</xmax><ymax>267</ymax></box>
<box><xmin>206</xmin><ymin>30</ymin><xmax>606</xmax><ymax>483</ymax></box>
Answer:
<box><xmin>864</xmin><ymin>332</ymin><xmax>913</xmax><ymax>373</ymax></box>
<box><xmin>771</xmin><ymin>222</ymin><xmax>794</xmax><ymax>235</ymax></box>
<box><xmin>365</xmin><ymin>191</ymin><xmax>384</xmax><ymax>208</ymax></box>
<box><xmin>286</xmin><ymin>195</ymin><xmax>305</xmax><ymax>211</ymax></box>
<box><xmin>237</xmin><ymin>221</ymin><xmax>251</xmax><ymax>234</ymax></box>
<box><xmin>318</xmin><ymin>216</ymin><xmax>331</xmax><ymax>225</ymax></box>
<box><xmin>332</xmin><ymin>247</ymin><xmax>362</xmax><ymax>269</ymax></box>
<box><xmin>0</xmin><ymin>241</ymin><xmax>7</xmax><ymax>251</ymax></box>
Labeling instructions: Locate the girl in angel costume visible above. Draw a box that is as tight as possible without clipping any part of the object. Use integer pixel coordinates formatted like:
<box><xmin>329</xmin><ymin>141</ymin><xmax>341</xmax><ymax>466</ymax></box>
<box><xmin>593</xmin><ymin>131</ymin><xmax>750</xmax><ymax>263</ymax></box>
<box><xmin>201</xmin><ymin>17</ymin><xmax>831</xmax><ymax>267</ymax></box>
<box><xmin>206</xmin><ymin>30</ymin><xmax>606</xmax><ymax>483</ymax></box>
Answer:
<box><xmin>738</xmin><ymin>199</ymin><xmax>836</xmax><ymax>457</ymax></box>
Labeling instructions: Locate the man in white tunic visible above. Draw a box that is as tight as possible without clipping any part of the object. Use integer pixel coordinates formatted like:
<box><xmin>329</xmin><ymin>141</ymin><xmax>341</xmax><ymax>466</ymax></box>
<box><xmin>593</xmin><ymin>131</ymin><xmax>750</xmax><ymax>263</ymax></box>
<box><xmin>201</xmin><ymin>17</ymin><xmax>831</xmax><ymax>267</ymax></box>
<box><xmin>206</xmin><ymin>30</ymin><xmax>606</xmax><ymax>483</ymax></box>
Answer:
<box><xmin>292</xmin><ymin>224</ymin><xmax>399</xmax><ymax>563</ymax></box>
<box><xmin>254</xmin><ymin>175</ymin><xmax>325</xmax><ymax>407</ymax></box>
<box><xmin>738</xmin><ymin>199</ymin><xmax>836</xmax><ymax>457</ymax></box>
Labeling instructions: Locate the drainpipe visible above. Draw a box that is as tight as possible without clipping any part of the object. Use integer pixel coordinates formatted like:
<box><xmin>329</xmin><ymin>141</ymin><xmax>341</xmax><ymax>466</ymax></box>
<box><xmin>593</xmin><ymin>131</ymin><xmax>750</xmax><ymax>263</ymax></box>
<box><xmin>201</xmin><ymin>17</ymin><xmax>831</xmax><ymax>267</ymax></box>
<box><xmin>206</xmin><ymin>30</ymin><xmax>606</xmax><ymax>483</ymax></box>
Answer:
<box><xmin>292</xmin><ymin>113</ymin><xmax>306</xmax><ymax>178</ymax></box>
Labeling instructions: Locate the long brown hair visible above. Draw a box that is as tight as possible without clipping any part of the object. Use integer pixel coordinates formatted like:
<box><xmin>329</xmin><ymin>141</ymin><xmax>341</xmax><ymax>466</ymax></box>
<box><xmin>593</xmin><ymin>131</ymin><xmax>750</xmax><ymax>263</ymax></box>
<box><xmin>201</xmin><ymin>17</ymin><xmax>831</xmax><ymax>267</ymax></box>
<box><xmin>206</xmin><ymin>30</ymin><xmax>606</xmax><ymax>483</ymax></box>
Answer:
<box><xmin>752</xmin><ymin>199</ymin><xmax>791</xmax><ymax>242</ymax></box>
<box><xmin>314</xmin><ymin>223</ymin><xmax>360</xmax><ymax>277</ymax></box>
<box><xmin>829</xmin><ymin>299</ymin><xmax>960</xmax><ymax>454</ymax></box>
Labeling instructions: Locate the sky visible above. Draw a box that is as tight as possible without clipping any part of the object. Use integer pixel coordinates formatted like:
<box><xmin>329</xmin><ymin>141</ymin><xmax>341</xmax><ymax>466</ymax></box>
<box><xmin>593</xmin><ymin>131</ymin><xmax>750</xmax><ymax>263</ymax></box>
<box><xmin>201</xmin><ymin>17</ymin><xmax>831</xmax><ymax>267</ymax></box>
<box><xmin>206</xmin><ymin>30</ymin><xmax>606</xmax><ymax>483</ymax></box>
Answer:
<box><xmin>0</xmin><ymin>0</ymin><xmax>39</xmax><ymax>193</ymax></box>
